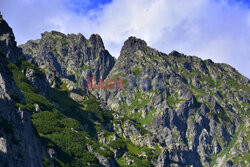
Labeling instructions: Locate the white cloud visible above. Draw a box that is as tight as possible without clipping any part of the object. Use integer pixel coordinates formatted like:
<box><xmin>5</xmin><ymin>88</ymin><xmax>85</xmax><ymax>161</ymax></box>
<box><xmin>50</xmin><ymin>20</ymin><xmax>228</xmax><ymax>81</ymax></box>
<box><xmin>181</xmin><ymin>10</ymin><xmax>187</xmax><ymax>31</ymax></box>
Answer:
<box><xmin>0</xmin><ymin>0</ymin><xmax>249</xmax><ymax>78</ymax></box>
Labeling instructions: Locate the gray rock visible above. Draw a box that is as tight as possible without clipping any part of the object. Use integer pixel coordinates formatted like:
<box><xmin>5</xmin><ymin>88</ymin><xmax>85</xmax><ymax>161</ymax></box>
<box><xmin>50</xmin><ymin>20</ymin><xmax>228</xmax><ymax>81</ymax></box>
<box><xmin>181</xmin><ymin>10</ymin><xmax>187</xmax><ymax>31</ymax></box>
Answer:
<box><xmin>20</xmin><ymin>31</ymin><xmax>115</xmax><ymax>89</ymax></box>
<box><xmin>0</xmin><ymin>16</ymin><xmax>43</xmax><ymax>167</ymax></box>
<box><xmin>25</xmin><ymin>68</ymin><xmax>50</xmax><ymax>98</ymax></box>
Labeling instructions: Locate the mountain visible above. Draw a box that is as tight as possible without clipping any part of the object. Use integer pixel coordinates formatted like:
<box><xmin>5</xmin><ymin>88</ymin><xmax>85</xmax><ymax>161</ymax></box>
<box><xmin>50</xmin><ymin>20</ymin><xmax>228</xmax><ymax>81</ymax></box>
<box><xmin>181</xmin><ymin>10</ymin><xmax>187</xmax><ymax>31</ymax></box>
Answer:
<box><xmin>20</xmin><ymin>30</ymin><xmax>115</xmax><ymax>88</ymax></box>
<box><xmin>0</xmin><ymin>15</ymin><xmax>249</xmax><ymax>167</ymax></box>
<box><xmin>96</xmin><ymin>37</ymin><xmax>250</xmax><ymax>166</ymax></box>
<box><xmin>0</xmin><ymin>15</ymin><xmax>43</xmax><ymax>167</ymax></box>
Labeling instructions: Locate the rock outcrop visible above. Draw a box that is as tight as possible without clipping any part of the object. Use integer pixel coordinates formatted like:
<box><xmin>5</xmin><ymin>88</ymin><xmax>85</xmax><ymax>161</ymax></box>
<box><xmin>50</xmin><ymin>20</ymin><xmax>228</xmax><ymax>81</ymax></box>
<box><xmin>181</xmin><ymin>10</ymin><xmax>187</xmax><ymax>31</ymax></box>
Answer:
<box><xmin>96</xmin><ymin>36</ymin><xmax>250</xmax><ymax>166</ymax></box>
<box><xmin>20</xmin><ymin>31</ymin><xmax>115</xmax><ymax>88</ymax></box>
<box><xmin>0</xmin><ymin>16</ymin><xmax>43</xmax><ymax>167</ymax></box>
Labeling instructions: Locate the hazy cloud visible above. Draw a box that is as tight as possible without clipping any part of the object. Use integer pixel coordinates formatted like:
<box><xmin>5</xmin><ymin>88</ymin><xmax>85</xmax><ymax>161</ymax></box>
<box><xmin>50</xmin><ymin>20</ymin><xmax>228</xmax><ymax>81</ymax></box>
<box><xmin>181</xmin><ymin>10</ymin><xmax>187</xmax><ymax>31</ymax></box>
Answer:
<box><xmin>0</xmin><ymin>0</ymin><xmax>249</xmax><ymax>78</ymax></box>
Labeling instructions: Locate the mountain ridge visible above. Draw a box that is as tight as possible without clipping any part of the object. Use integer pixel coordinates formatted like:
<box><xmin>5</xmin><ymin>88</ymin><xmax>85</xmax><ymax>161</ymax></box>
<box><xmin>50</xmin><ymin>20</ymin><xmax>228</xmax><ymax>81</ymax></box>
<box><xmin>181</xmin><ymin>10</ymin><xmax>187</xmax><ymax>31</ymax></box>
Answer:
<box><xmin>0</xmin><ymin>15</ymin><xmax>249</xmax><ymax>167</ymax></box>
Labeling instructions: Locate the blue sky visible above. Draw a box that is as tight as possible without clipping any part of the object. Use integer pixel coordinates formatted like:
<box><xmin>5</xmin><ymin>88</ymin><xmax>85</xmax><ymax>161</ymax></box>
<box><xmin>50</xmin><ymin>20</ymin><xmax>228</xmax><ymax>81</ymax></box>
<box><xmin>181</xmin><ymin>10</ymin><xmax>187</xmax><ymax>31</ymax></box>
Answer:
<box><xmin>232</xmin><ymin>0</ymin><xmax>250</xmax><ymax>6</ymax></box>
<box><xmin>0</xmin><ymin>0</ymin><xmax>249</xmax><ymax>78</ymax></box>
<box><xmin>68</xmin><ymin>0</ymin><xmax>250</xmax><ymax>12</ymax></box>
<box><xmin>65</xmin><ymin>0</ymin><xmax>112</xmax><ymax>15</ymax></box>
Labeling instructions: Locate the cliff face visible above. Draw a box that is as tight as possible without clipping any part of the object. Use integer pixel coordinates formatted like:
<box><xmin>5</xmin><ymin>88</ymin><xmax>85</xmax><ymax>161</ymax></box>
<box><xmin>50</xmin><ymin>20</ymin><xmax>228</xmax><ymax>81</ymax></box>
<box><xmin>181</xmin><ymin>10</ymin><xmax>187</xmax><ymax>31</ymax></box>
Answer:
<box><xmin>0</xmin><ymin>15</ymin><xmax>249</xmax><ymax>167</ymax></box>
<box><xmin>96</xmin><ymin>37</ymin><xmax>250</xmax><ymax>166</ymax></box>
<box><xmin>20</xmin><ymin>31</ymin><xmax>115</xmax><ymax>88</ymax></box>
<box><xmin>0</xmin><ymin>16</ymin><xmax>43</xmax><ymax>167</ymax></box>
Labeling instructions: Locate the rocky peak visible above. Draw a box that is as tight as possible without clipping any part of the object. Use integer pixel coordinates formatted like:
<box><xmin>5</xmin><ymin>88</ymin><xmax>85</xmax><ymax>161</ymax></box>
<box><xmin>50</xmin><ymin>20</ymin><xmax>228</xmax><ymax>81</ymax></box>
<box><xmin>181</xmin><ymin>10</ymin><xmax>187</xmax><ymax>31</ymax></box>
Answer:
<box><xmin>0</xmin><ymin>15</ymin><xmax>22</xmax><ymax>63</ymax></box>
<box><xmin>41</xmin><ymin>30</ymin><xmax>67</xmax><ymax>39</ymax></box>
<box><xmin>168</xmin><ymin>50</ymin><xmax>182</xmax><ymax>57</ymax></box>
<box><xmin>121</xmin><ymin>36</ymin><xmax>147</xmax><ymax>54</ymax></box>
<box><xmin>0</xmin><ymin>16</ymin><xmax>13</xmax><ymax>35</ymax></box>
<box><xmin>89</xmin><ymin>34</ymin><xmax>105</xmax><ymax>49</ymax></box>
<box><xmin>101</xmin><ymin>34</ymin><xmax>249</xmax><ymax>166</ymax></box>
<box><xmin>67</xmin><ymin>33</ymin><xmax>87</xmax><ymax>43</ymax></box>
<box><xmin>21</xmin><ymin>31</ymin><xmax>115</xmax><ymax>87</ymax></box>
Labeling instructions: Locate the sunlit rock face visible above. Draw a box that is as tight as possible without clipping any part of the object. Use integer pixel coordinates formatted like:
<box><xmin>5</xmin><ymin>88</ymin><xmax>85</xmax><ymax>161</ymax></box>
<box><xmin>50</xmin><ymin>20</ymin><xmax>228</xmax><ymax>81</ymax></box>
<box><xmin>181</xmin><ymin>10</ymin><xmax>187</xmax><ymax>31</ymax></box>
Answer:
<box><xmin>0</xmin><ymin>13</ymin><xmax>249</xmax><ymax>167</ymax></box>
<box><xmin>20</xmin><ymin>31</ymin><xmax>115</xmax><ymax>88</ymax></box>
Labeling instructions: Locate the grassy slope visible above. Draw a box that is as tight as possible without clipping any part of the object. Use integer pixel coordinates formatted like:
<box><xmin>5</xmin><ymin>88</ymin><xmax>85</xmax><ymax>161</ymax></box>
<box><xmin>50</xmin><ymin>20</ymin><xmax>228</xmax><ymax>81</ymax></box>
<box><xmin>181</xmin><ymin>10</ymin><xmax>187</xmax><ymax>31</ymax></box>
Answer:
<box><xmin>8</xmin><ymin>60</ymin><xmax>160</xmax><ymax>166</ymax></box>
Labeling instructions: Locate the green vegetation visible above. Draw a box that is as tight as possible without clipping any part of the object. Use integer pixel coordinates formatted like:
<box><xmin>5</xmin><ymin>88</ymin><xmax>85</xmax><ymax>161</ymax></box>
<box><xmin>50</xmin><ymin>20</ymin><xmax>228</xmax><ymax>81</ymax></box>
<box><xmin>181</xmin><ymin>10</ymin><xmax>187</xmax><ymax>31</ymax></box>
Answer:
<box><xmin>48</xmin><ymin>85</ymin><xmax>115</xmax><ymax>165</ymax></box>
<box><xmin>117</xmin><ymin>139</ymin><xmax>160</xmax><ymax>167</ymax></box>
<box><xmin>83</xmin><ymin>95</ymin><xmax>113</xmax><ymax>124</ymax></box>
<box><xmin>228</xmin><ymin>75</ymin><xmax>250</xmax><ymax>92</ymax></box>
<box><xmin>176</xmin><ymin>56</ymin><xmax>187</xmax><ymax>62</ymax></box>
<box><xmin>15</xmin><ymin>103</ymin><xmax>36</xmax><ymax>113</ymax></box>
<box><xmin>210</xmin><ymin>123</ymin><xmax>244</xmax><ymax>166</ymax></box>
<box><xmin>19</xmin><ymin>60</ymin><xmax>36</xmax><ymax>70</ymax></box>
<box><xmin>88</xmin><ymin>140</ymin><xmax>114</xmax><ymax>158</ymax></box>
<box><xmin>51</xmin><ymin>88</ymin><xmax>107</xmax><ymax>137</ymax></box>
<box><xmin>166</xmin><ymin>96</ymin><xmax>183</xmax><ymax>107</ymax></box>
<box><xmin>51</xmin><ymin>35</ymin><xmax>68</xmax><ymax>45</ymax></box>
<box><xmin>127</xmin><ymin>142</ymin><xmax>141</xmax><ymax>154</ymax></box>
<box><xmin>43</xmin><ymin>159</ymin><xmax>50</xmax><ymax>167</ymax></box>
<box><xmin>140</xmin><ymin>109</ymin><xmax>157</xmax><ymax>125</ymax></box>
<box><xmin>203</xmin><ymin>76</ymin><xmax>216</xmax><ymax>87</ymax></box>
<box><xmin>32</xmin><ymin>110</ymin><xmax>63</xmax><ymax>134</ymax></box>
<box><xmin>24</xmin><ymin>92</ymin><xmax>54</xmax><ymax>111</ymax></box>
<box><xmin>7</xmin><ymin>62</ymin><xmax>34</xmax><ymax>94</ymax></box>
<box><xmin>132</xmin><ymin>66</ymin><xmax>142</xmax><ymax>76</ymax></box>
<box><xmin>118</xmin><ymin>91</ymin><xmax>154</xmax><ymax>134</ymax></box>
<box><xmin>132</xmin><ymin>121</ymin><xmax>150</xmax><ymax>135</ymax></box>
<box><xmin>7</xmin><ymin>60</ymin><xmax>117</xmax><ymax>166</ymax></box>
<box><xmin>108</xmin><ymin>138</ymin><xmax>127</xmax><ymax>150</ymax></box>
<box><xmin>233</xmin><ymin>153</ymin><xmax>250</xmax><ymax>166</ymax></box>
<box><xmin>110</xmin><ymin>72</ymin><xmax>124</xmax><ymax>79</ymax></box>
<box><xmin>80</xmin><ymin>64</ymin><xmax>91</xmax><ymax>71</ymax></box>
<box><xmin>51</xmin><ymin>88</ymin><xmax>87</xmax><ymax>119</ymax></box>
<box><xmin>127</xmin><ymin>92</ymin><xmax>150</xmax><ymax>111</ymax></box>
<box><xmin>61</xmin><ymin>118</ymin><xmax>81</xmax><ymax>131</ymax></box>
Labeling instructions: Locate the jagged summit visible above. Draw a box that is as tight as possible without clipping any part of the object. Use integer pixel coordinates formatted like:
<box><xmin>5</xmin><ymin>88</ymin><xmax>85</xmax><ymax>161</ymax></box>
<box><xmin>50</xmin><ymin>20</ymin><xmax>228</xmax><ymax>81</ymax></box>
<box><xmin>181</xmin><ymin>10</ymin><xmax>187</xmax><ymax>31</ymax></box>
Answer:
<box><xmin>40</xmin><ymin>30</ymin><xmax>105</xmax><ymax>49</ymax></box>
<box><xmin>121</xmin><ymin>36</ymin><xmax>147</xmax><ymax>53</ymax></box>
<box><xmin>89</xmin><ymin>34</ymin><xmax>105</xmax><ymax>49</ymax></box>
<box><xmin>0</xmin><ymin>15</ymin><xmax>13</xmax><ymax>34</ymax></box>
<box><xmin>0</xmin><ymin>15</ymin><xmax>22</xmax><ymax>63</ymax></box>
<box><xmin>168</xmin><ymin>50</ymin><xmax>182</xmax><ymax>57</ymax></box>
<box><xmin>20</xmin><ymin>30</ymin><xmax>115</xmax><ymax>87</ymax></box>
<box><xmin>41</xmin><ymin>30</ymin><xmax>67</xmax><ymax>38</ymax></box>
<box><xmin>124</xmin><ymin>36</ymin><xmax>147</xmax><ymax>47</ymax></box>
<box><xmin>103</xmin><ymin>30</ymin><xmax>249</xmax><ymax>166</ymax></box>
<box><xmin>0</xmin><ymin>17</ymin><xmax>249</xmax><ymax>167</ymax></box>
